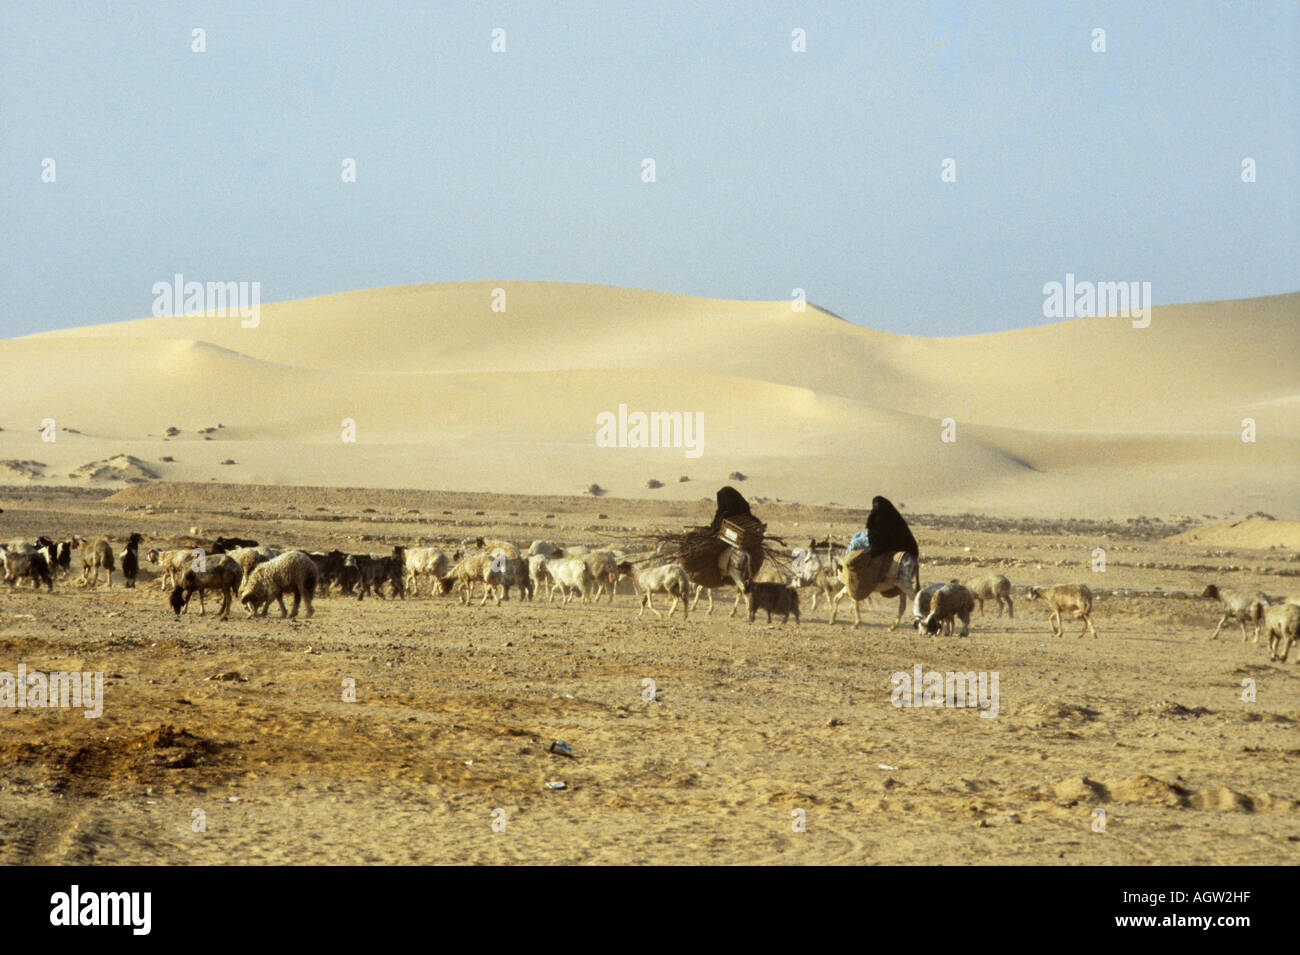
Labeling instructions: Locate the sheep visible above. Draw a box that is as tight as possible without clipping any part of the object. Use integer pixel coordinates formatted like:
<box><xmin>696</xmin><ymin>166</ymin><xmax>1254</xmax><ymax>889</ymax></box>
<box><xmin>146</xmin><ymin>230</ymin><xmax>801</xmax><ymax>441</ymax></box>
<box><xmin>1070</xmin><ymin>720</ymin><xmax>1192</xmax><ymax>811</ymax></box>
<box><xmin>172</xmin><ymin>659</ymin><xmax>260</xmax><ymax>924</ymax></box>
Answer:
<box><xmin>446</xmin><ymin>553</ymin><xmax>503</xmax><ymax>606</ymax></box>
<box><xmin>225</xmin><ymin>545</ymin><xmax>280</xmax><ymax>580</ymax></box>
<box><xmin>119</xmin><ymin>533</ymin><xmax>143</xmax><ymax>588</ymax></box>
<box><xmin>485</xmin><ymin>539</ymin><xmax>520</xmax><ymax>558</ymax></box>
<box><xmin>528</xmin><ymin>553</ymin><xmax>554</xmax><ymax>600</ymax></box>
<box><xmin>1200</xmin><ymin>584</ymin><xmax>1271</xmax><ymax>643</ymax></box>
<box><xmin>545</xmin><ymin>556</ymin><xmax>596</xmax><ymax>606</ymax></box>
<box><xmin>1</xmin><ymin>546</ymin><xmax>53</xmax><ymax>591</ymax></box>
<box><xmin>170</xmin><ymin>553</ymin><xmax>242</xmax><ymax>620</ymax></box>
<box><xmin>616</xmin><ymin>562</ymin><xmax>689</xmax><ymax>619</ymax></box>
<box><xmin>554</xmin><ymin>544</ymin><xmax>589</xmax><ymax>558</ymax></box>
<box><xmin>527</xmin><ymin>540</ymin><xmax>556</xmax><ymax>558</ymax></box>
<box><xmin>1261</xmin><ymin>603</ymin><xmax>1300</xmax><ymax>663</ymax></box>
<box><xmin>829</xmin><ymin>551</ymin><xmax>920</xmax><ymax>629</ymax></box>
<box><xmin>238</xmin><ymin>550</ymin><xmax>318</xmax><ymax>619</ymax></box>
<box><xmin>403</xmin><ymin>546</ymin><xmax>449</xmax><ymax>596</ymax></box>
<box><xmin>584</xmin><ymin>550</ymin><xmax>620</xmax><ymax>603</ymax></box>
<box><xmin>921</xmin><ymin>583</ymin><xmax>976</xmax><ymax>636</ymax></box>
<box><xmin>460</xmin><ymin>549</ymin><xmax>529</xmax><ymax>603</ymax></box>
<box><xmin>965</xmin><ymin>573</ymin><xmax>1013</xmax><ymax>618</ymax></box>
<box><xmin>744</xmin><ymin>581</ymin><xmax>799</xmax><ymax>624</ymax></box>
<box><xmin>910</xmin><ymin>582</ymin><xmax>947</xmax><ymax>628</ymax></box>
<box><xmin>148</xmin><ymin>548</ymin><xmax>199</xmax><ymax>591</ymax></box>
<box><xmin>80</xmin><ymin>536</ymin><xmax>115</xmax><ymax>587</ymax></box>
<box><xmin>1028</xmin><ymin>584</ymin><xmax>1097</xmax><ymax>639</ymax></box>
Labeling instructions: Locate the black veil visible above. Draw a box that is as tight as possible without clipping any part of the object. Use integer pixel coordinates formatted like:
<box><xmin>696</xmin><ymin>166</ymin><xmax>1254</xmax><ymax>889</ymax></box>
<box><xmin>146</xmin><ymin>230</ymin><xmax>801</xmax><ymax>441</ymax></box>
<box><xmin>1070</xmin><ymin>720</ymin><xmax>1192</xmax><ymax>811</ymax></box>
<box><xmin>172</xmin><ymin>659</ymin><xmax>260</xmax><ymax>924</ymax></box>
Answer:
<box><xmin>866</xmin><ymin>495</ymin><xmax>918</xmax><ymax>558</ymax></box>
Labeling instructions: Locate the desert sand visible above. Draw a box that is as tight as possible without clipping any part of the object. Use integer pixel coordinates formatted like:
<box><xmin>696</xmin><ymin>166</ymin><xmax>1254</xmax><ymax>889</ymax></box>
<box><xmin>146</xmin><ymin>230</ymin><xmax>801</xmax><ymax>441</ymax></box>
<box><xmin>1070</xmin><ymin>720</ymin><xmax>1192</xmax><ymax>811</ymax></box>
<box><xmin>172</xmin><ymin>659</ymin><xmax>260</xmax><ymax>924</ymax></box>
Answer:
<box><xmin>1</xmin><ymin>282</ymin><xmax>1295</xmax><ymax>519</ymax></box>
<box><xmin>0</xmin><ymin>484</ymin><xmax>1297</xmax><ymax>865</ymax></box>
<box><xmin>0</xmin><ymin>283</ymin><xmax>1296</xmax><ymax>865</ymax></box>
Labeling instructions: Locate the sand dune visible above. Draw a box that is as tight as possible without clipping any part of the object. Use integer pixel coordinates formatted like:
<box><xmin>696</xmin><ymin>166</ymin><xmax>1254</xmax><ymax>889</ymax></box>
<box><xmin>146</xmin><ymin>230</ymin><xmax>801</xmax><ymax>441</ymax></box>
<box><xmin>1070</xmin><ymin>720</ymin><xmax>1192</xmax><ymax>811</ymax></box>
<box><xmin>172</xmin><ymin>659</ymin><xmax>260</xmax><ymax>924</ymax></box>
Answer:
<box><xmin>2</xmin><ymin>282</ymin><xmax>1296</xmax><ymax>518</ymax></box>
<box><xmin>1169</xmin><ymin>517</ymin><xmax>1300</xmax><ymax>551</ymax></box>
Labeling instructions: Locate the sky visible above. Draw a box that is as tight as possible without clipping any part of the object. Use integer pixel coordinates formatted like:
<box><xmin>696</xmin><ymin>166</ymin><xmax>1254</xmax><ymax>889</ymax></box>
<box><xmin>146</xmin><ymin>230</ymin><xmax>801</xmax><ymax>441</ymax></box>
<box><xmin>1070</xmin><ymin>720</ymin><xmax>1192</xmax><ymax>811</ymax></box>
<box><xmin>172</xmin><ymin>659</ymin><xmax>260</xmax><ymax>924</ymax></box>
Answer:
<box><xmin>2</xmin><ymin>0</ymin><xmax>1296</xmax><ymax>338</ymax></box>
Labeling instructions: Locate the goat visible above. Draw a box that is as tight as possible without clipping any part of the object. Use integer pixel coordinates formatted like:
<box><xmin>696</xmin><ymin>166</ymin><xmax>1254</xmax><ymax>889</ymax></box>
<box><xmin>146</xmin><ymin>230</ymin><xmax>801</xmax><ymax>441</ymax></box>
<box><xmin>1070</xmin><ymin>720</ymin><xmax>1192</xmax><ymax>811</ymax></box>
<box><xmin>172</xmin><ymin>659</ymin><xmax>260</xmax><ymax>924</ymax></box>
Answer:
<box><xmin>744</xmin><ymin>580</ymin><xmax>799</xmax><ymax>624</ymax></box>
<box><xmin>80</xmin><ymin>537</ymin><xmax>115</xmax><ymax>587</ymax></box>
<box><xmin>1028</xmin><ymin>584</ymin><xmax>1097</xmax><ymax>638</ymax></box>
<box><xmin>119</xmin><ymin>533</ymin><xmax>143</xmax><ymax>588</ymax></box>
<box><xmin>1</xmin><ymin>546</ymin><xmax>53</xmax><ymax>591</ymax></box>
<box><xmin>170</xmin><ymin>553</ymin><xmax>242</xmax><ymax>620</ymax></box>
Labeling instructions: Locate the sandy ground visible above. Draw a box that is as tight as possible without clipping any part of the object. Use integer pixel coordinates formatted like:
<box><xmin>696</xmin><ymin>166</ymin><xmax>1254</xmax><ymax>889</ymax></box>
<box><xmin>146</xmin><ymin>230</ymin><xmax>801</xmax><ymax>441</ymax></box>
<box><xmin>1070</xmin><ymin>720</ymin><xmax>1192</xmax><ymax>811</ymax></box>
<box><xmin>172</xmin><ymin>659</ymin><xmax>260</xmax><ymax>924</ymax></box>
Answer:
<box><xmin>0</xmin><ymin>484</ymin><xmax>1297</xmax><ymax>865</ymax></box>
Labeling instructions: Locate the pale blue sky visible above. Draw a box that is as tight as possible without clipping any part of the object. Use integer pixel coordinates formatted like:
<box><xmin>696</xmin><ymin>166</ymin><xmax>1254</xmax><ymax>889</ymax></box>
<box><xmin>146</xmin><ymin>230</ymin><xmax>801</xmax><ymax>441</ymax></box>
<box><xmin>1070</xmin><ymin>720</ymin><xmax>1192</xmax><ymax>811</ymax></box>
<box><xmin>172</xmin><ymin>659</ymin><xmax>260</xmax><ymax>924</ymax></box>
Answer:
<box><xmin>2</xmin><ymin>0</ymin><xmax>1296</xmax><ymax>337</ymax></box>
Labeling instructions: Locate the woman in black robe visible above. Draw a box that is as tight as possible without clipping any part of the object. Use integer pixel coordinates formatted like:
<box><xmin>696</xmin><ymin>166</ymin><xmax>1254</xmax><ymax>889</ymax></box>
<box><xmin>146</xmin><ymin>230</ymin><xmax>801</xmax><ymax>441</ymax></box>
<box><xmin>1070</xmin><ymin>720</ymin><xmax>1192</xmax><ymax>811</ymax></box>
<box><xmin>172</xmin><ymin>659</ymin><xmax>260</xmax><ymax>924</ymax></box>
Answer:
<box><xmin>866</xmin><ymin>495</ymin><xmax>918</xmax><ymax>558</ymax></box>
<box><xmin>705</xmin><ymin>486</ymin><xmax>752</xmax><ymax>534</ymax></box>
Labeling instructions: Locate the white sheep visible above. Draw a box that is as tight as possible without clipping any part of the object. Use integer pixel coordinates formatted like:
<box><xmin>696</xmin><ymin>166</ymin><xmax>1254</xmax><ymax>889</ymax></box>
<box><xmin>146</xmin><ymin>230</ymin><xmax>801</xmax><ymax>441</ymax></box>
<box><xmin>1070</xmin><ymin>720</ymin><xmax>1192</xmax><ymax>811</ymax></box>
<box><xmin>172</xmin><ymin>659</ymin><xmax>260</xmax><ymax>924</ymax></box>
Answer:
<box><xmin>225</xmin><ymin>546</ymin><xmax>279</xmax><ymax>580</ymax></box>
<box><xmin>403</xmin><ymin>546</ymin><xmax>450</xmax><ymax>596</ymax></box>
<box><xmin>965</xmin><ymin>573</ymin><xmax>1014</xmax><ymax>618</ymax></box>
<box><xmin>617</xmin><ymin>562</ymin><xmax>690</xmax><ymax>619</ymax></box>
<box><xmin>527</xmin><ymin>540</ymin><xmax>556</xmax><ymax>558</ymax></box>
<box><xmin>1201</xmin><ymin>584</ymin><xmax>1271</xmax><ymax>643</ymax></box>
<box><xmin>544</xmin><ymin>556</ymin><xmax>595</xmax><ymax>606</ymax></box>
<box><xmin>1261</xmin><ymin>603</ymin><xmax>1300</xmax><ymax>662</ymax></box>
<box><xmin>1028</xmin><ymin>584</ymin><xmax>1097</xmax><ymax>639</ymax></box>
<box><xmin>447</xmin><ymin>553</ymin><xmax>505</xmax><ymax>606</ymax></box>
<box><xmin>238</xmin><ymin>550</ymin><xmax>318</xmax><ymax>619</ymax></box>
<box><xmin>528</xmin><ymin>553</ymin><xmax>554</xmax><ymax>600</ymax></box>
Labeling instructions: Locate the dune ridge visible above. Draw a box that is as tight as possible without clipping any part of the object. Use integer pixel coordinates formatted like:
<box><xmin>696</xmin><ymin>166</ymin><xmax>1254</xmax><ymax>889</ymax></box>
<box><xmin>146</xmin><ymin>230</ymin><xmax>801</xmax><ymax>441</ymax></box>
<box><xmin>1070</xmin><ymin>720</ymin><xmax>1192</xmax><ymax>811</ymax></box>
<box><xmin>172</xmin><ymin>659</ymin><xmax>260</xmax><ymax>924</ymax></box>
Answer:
<box><xmin>2</xmin><ymin>282</ymin><xmax>1296</xmax><ymax>519</ymax></box>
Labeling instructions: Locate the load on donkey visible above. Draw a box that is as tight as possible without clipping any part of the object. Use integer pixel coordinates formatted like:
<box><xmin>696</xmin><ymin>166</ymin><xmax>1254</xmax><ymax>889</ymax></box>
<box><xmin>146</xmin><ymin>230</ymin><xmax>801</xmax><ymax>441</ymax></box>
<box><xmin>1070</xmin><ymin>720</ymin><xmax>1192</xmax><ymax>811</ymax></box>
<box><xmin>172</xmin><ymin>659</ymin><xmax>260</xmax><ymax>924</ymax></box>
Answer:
<box><xmin>828</xmin><ymin>495</ymin><xmax>922</xmax><ymax>628</ymax></box>
<box><xmin>650</xmin><ymin>486</ymin><xmax>778</xmax><ymax>596</ymax></box>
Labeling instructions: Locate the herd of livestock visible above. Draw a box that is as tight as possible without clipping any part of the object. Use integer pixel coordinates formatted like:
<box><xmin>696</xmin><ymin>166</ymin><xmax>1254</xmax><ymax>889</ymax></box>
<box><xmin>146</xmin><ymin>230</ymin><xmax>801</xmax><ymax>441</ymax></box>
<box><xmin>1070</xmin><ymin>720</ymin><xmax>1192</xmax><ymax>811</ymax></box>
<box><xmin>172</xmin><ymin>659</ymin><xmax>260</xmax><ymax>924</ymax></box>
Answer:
<box><xmin>1</xmin><ymin>528</ymin><xmax>1298</xmax><ymax>662</ymax></box>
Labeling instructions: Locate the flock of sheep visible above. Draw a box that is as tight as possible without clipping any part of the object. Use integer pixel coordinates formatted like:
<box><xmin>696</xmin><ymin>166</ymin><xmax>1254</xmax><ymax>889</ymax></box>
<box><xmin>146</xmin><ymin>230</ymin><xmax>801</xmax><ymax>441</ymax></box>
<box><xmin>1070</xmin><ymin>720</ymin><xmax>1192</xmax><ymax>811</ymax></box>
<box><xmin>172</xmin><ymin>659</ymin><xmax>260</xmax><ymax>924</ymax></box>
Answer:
<box><xmin>2</xmin><ymin>530</ymin><xmax>1297</xmax><ymax>662</ymax></box>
